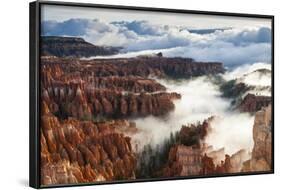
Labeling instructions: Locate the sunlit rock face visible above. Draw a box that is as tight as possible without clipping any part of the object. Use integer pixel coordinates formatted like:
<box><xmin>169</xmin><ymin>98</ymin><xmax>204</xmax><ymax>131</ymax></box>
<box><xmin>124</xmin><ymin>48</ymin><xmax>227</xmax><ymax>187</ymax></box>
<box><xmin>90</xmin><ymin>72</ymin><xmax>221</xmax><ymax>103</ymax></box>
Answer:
<box><xmin>162</xmin><ymin>145</ymin><xmax>203</xmax><ymax>177</ymax></box>
<box><xmin>41</xmin><ymin>57</ymin><xmax>185</xmax><ymax>120</ymax></box>
<box><xmin>242</xmin><ymin>104</ymin><xmax>272</xmax><ymax>172</ymax></box>
<box><xmin>40</xmin><ymin>101</ymin><xmax>137</xmax><ymax>185</ymax></box>
<box><xmin>42</xmin><ymin>84</ymin><xmax>181</xmax><ymax>119</ymax></box>
<box><xmin>40</xmin><ymin>55</ymin><xmax>224</xmax><ymax>121</ymax></box>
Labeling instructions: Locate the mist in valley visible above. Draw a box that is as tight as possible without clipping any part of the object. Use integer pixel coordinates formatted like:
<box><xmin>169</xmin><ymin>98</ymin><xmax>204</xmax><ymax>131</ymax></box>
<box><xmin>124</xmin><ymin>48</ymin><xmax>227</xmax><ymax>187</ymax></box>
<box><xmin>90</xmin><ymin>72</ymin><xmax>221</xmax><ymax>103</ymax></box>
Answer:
<box><xmin>131</xmin><ymin>62</ymin><xmax>271</xmax><ymax>156</ymax></box>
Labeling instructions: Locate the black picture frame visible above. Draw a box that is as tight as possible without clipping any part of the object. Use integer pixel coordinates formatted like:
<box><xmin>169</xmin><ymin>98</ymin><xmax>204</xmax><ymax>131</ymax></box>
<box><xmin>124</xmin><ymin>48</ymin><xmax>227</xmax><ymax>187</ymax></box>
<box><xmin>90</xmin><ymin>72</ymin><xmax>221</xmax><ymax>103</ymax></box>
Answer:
<box><xmin>29</xmin><ymin>1</ymin><xmax>274</xmax><ymax>188</ymax></box>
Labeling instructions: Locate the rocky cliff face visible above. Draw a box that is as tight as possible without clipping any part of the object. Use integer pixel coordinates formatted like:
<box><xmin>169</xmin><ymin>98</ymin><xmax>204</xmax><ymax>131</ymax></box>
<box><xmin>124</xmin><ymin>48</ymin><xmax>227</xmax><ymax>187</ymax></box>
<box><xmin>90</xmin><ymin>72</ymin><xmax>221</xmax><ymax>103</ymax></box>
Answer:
<box><xmin>41</xmin><ymin>36</ymin><xmax>120</xmax><ymax>57</ymax></box>
<box><xmin>160</xmin><ymin>118</ymin><xmax>211</xmax><ymax>177</ymax></box>
<box><xmin>239</xmin><ymin>94</ymin><xmax>271</xmax><ymax>113</ymax></box>
<box><xmin>161</xmin><ymin>145</ymin><xmax>250</xmax><ymax>177</ymax></box>
<box><xmin>40</xmin><ymin>101</ymin><xmax>137</xmax><ymax>185</ymax></box>
<box><xmin>41</xmin><ymin>55</ymin><xmax>224</xmax><ymax>120</ymax></box>
<box><xmin>159</xmin><ymin>117</ymin><xmax>251</xmax><ymax>177</ymax></box>
<box><xmin>82</xmin><ymin>57</ymin><xmax>224</xmax><ymax>78</ymax></box>
<box><xmin>242</xmin><ymin>104</ymin><xmax>272</xmax><ymax>172</ymax></box>
<box><xmin>161</xmin><ymin>145</ymin><xmax>202</xmax><ymax>177</ymax></box>
<box><xmin>41</xmin><ymin>56</ymin><xmax>224</xmax><ymax>79</ymax></box>
<box><xmin>42</xmin><ymin>83</ymin><xmax>180</xmax><ymax>120</ymax></box>
<box><xmin>84</xmin><ymin>76</ymin><xmax>167</xmax><ymax>93</ymax></box>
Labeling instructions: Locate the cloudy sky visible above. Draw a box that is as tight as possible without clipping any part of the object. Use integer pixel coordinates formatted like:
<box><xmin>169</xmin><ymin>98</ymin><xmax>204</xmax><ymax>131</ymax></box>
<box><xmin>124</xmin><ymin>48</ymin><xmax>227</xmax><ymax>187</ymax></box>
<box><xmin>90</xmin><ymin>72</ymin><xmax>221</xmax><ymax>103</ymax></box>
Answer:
<box><xmin>41</xmin><ymin>5</ymin><xmax>271</xmax><ymax>28</ymax></box>
<box><xmin>41</xmin><ymin>4</ymin><xmax>272</xmax><ymax>67</ymax></box>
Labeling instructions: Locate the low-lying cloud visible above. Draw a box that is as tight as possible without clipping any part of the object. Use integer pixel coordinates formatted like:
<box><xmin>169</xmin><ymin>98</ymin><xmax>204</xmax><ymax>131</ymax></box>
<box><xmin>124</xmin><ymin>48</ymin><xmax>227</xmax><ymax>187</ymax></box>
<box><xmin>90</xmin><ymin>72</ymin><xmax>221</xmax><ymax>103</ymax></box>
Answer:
<box><xmin>222</xmin><ymin>62</ymin><xmax>272</xmax><ymax>97</ymax></box>
<box><xmin>131</xmin><ymin>62</ymin><xmax>272</xmax><ymax>156</ymax></box>
<box><xmin>132</xmin><ymin>76</ymin><xmax>255</xmax><ymax>155</ymax></box>
<box><xmin>222</xmin><ymin>62</ymin><xmax>271</xmax><ymax>81</ymax></box>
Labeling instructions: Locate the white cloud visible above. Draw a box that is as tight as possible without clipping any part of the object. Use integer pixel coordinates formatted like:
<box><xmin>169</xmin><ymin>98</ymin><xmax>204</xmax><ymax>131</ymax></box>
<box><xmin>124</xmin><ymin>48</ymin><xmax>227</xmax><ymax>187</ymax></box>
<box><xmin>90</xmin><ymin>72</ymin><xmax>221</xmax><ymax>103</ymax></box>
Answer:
<box><xmin>223</xmin><ymin>62</ymin><xmax>271</xmax><ymax>81</ymax></box>
<box><xmin>85</xmin><ymin>41</ymin><xmax>271</xmax><ymax>67</ymax></box>
<box><xmin>222</xmin><ymin>62</ymin><xmax>272</xmax><ymax>96</ymax></box>
<box><xmin>162</xmin><ymin>42</ymin><xmax>271</xmax><ymax>66</ymax></box>
<box><xmin>131</xmin><ymin>62</ymin><xmax>271</xmax><ymax>155</ymax></box>
<box><xmin>132</xmin><ymin>76</ymin><xmax>255</xmax><ymax>155</ymax></box>
<box><xmin>42</xmin><ymin>18</ymin><xmax>271</xmax><ymax>67</ymax></box>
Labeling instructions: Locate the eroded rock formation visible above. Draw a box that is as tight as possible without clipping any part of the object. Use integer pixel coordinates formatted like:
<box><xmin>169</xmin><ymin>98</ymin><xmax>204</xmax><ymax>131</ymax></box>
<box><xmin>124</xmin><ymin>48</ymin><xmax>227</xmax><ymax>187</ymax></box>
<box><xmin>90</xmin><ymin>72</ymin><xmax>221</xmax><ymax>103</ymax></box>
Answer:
<box><xmin>242</xmin><ymin>104</ymin><xmax>272</xmax><ymax>172</ymax></box>
<box><xmin>41</xmin><ymin>101</ymin><xmax>137</xmax><ymax>185</ymax></box>
<box><xmin>41</xmin><ymin>57</ymin><xmax>184</xmax><ymax>120</ymax></box>
<box><xmin>42</xmin><ymin>84</ymin><xmax>181</xmax><ymax>119</ymax></box>
<box><xmin>160</xmin><ymin>118</ymin><xmax>212</xmax><ymax>177</ymax></box>
<box><xmin>39</xmin><ymin>51</ymin><xmax>230</xmax><ymax>184</ymax></box>
<box><xmin>41</xmin><ymin>56</ymin><xmax>224</xmax><ymax>79</ymax></box>
<box><xmin>161</xmin><ymin>145</ymin><xmax>202</xmax><ymax>177</ymax></box>
<box><xmin>239</xmin><ymin>94</ymin><xmax>271</xmax><ymax>113</ymax></box>
<box><xmin>159</xmin><ymin>117</ymin><xmax>251</xmax><ymax>177</ymax></box>
<box><xmin>82</xmin><ymin>58</ymin><xmax>223</xmax><ymax>78</ymax></box>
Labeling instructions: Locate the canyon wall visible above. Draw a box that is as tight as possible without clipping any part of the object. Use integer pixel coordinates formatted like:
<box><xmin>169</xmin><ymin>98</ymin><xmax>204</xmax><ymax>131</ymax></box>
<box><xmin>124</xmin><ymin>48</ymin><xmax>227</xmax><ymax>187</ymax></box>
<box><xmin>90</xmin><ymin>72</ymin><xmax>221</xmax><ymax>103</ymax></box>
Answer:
<box><xmin>41</xmin><ymin>36</ymin><xmax>120</xmax><ymax>57</ymax></box>
<box><xmin>80</xmin><ymin>57</ymin><xmax>225</xmax><ymax>78</ymax></box>
<box><xmin>239</xmin><ymin>94</ymin><xmax>271</xmax><ymax>113</ymax></box>
<box><xmin>242</xmin><ymin>104</ymin><xmax>272</xmax><ymax>172</ymax></box>
<box><xmin>40</xmin><ymin>56</ymin><xmax>224</xmax><ymax>120</ymax></box>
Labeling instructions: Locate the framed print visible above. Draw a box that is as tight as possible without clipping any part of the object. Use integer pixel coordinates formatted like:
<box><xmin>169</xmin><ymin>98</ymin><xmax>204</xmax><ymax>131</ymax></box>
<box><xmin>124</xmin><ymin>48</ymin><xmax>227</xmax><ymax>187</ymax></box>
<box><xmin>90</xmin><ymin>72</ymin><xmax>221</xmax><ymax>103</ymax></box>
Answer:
<box><xmin>29</xmin><ymin>1</ymin><xmax>274</xmax><ymax>188</ymax></box>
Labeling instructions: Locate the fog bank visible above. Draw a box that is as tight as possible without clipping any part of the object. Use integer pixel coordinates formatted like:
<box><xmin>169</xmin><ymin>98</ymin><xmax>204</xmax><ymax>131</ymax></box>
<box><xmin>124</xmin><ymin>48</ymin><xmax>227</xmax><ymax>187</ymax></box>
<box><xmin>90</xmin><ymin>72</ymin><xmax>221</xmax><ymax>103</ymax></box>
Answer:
<box><xmin>132</xmin><ymin>76</ymin><xmax>255</xmax><ymax>155</ymax></box>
